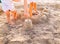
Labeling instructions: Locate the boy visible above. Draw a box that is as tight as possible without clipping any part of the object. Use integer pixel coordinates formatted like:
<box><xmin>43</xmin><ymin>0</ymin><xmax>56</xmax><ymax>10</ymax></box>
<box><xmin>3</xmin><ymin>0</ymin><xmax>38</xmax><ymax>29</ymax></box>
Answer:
<box><xmin>29</xmin><ymin>0</ymin><xmax>37</xmax><ymax>17</ymax></box>
<box><xmin>1</xmin><ymin>0</ymin><xmax>19</xmax><ymax>25</ymax></box>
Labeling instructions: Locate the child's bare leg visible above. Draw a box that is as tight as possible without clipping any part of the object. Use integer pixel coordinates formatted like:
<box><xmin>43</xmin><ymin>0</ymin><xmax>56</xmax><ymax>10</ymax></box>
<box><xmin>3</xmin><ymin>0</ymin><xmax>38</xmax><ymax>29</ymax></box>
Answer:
<box><xmin>33</xmin><ymin>2</ymin><xmax>37</xmax><ymax>11</ymax></box>
<box><xmin>11</xmin><ymin>10</ymin><xmax>17</xmax><ymax>20</ymax></box>
<box><xmin>5</xmin><ymin>10</ymin><xmax>15</xmax><ymax>25</ymax></box>
<box><xmin>5</xmin><ymin>10</ymin><xmax>11</xmax><ymax>24</ymax></box>
<box><xmin>29</xmin><ymin>2</ymin><xmax>33</xmax><ymax>17</ymax></box>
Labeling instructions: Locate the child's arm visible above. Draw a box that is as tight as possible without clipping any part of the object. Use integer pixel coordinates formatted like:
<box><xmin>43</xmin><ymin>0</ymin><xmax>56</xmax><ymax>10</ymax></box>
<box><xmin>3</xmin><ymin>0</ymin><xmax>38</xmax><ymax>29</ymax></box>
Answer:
<box><xmin>12</xmin><ymin>0</ymin><xmax>20</xmax><ymax>2</ymax></box>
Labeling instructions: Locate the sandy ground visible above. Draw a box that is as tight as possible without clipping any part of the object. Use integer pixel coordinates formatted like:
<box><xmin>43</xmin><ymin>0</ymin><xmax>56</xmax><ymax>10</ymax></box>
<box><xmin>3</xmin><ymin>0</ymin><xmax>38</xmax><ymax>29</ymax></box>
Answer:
<box><xmin>0</xmin><ymin>3</ymin><xmax>60</xmax><ymax>44</ymax></box>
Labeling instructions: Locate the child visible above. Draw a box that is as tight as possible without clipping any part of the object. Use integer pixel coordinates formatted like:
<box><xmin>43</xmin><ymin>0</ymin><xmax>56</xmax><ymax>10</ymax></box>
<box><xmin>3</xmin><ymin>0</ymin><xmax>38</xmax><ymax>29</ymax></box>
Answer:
<box><xmin>1</xmin><ymin>0</ymin><xmax>19</xmax><ymax>25</ymax></box>
<box><xmin>29</xmin><ymin>0</ymin><xmax>37</xmax><ymax>17</ymax></box>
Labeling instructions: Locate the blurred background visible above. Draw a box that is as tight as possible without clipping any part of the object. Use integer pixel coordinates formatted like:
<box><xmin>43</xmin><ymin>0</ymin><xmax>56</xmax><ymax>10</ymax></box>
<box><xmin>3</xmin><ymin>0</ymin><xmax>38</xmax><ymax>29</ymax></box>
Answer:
<box><xmin>0</xmin><ymin>0</ymin><xmax>60</xmax><ymax>44</ymax></box>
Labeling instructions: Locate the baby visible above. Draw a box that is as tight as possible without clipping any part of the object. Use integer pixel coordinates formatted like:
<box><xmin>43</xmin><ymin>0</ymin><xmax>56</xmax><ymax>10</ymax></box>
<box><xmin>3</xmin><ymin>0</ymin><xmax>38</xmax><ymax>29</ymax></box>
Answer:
<box><xmin>1</xmin><ymin>0</ymin><xmax>20</xmax><ymax>25</ymax></box>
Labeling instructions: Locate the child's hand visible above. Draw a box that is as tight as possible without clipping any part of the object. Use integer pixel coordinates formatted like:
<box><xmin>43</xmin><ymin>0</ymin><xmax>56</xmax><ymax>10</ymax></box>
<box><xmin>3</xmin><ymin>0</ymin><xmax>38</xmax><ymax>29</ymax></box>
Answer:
<box><xmin>12</xmin><ymin>0</ymin><xmax>20</xmax><ymax>2</ymax></box>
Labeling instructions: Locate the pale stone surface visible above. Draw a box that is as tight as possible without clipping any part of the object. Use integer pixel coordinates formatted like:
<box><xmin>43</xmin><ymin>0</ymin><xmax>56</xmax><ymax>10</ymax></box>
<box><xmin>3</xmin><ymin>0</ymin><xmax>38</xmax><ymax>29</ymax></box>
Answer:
<box><xmin>0</xmin><ymin>37</ymin><xmax>8</xmax><ymax>44</ymax></box>
<box><xmin>54</xmin><ymin>38</ymin><xmax>60</xmax><ymax>44</ymax></box>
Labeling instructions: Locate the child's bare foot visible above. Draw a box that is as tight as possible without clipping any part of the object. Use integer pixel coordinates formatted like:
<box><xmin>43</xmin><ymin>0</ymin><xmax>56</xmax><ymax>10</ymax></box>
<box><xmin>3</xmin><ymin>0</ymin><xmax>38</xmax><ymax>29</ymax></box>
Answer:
<box><xmin>14</xmin><ymin>15</ymin><xmax>18</xmax><ymax>20</ymax></box>
<box><xmin>32</xmin><ymin>10</ymin><xmax>39</xmax><ymax>15</ymax></box>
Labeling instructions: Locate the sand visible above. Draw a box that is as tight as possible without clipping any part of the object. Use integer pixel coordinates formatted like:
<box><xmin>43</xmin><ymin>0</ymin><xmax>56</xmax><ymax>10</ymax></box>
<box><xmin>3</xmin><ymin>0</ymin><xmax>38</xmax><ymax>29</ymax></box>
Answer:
<box><xmin>0</xmin><ymin>2</ymin><xmax>60</xmax><ymax>44</ymax></box>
